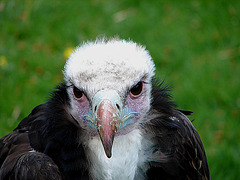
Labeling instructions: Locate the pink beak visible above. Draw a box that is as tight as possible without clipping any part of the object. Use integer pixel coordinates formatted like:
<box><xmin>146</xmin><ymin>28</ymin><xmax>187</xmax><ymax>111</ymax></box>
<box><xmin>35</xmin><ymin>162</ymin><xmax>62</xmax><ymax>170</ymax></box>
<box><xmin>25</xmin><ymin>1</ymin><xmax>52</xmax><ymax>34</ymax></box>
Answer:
<box><xmin>96</xmin><ymin>99</ymin><xmax>120</xmax><ymax>158</ymax></box>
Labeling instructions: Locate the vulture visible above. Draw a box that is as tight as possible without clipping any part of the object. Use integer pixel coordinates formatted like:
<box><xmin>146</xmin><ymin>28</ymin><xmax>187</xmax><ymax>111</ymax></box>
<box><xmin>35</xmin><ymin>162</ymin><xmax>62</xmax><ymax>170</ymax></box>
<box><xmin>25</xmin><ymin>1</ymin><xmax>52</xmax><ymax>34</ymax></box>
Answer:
<box><xmin>0</xmin><ymin>38</ymin><xmax>210</xmax><ymax>180</ymax></box>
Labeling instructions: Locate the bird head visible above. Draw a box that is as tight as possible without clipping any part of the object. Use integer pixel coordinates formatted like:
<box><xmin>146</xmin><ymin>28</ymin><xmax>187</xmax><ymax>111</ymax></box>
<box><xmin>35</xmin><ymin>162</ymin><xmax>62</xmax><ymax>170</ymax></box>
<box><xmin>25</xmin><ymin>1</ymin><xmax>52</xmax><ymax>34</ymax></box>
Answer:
<box><xmin>64</xmin><ymin>38</ymin><xmax>155</xmax><ymax>158</ymax></box>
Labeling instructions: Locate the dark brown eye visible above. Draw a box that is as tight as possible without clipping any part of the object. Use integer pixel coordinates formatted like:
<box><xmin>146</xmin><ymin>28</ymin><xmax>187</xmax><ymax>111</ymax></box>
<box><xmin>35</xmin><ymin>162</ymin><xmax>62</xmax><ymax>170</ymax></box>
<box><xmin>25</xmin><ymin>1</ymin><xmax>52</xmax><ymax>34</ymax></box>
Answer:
<box><xmin>73</xmin><ymin>86</ymin><xmax>83</xmax><ymax>99</ymax></box>
<box><xmin>130</xmin><ymin>81</ymin><xmax>143</xmax><ymax>96</ymax></box>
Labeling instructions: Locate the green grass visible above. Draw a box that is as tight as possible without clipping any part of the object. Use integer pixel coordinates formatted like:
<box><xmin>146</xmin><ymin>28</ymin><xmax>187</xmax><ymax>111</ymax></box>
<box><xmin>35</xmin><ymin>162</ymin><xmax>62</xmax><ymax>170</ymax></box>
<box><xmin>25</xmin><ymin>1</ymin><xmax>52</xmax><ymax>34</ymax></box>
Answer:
<box><xmin>0</xmin><ymin>0</ymin><xmax>239</xmax><ymax>179</ymax></box>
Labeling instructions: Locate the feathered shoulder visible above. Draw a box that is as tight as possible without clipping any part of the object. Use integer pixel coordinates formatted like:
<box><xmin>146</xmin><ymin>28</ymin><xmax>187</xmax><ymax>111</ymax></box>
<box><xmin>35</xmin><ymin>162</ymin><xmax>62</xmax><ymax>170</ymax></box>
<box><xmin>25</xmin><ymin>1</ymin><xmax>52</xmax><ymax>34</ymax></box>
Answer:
<box><xmin>143</xmin><ymin>80</ymin><xmax>210</xmax><ymax>179</ymax></box>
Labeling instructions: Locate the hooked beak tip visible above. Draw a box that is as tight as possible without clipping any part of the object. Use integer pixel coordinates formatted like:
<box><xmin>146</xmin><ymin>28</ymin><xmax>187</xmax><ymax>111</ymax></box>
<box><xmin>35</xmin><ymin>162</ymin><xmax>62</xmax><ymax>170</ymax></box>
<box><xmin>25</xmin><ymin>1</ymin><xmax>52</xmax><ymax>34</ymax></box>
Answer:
<box><xmin>98</xmin><ymin>129</ymin><xmax>115</xmax><ymax>158</ymax></box>
<box><xmin>105</xmin><ymin>149</ymin><xmax>112</xmax><ymax>158</ymax></box>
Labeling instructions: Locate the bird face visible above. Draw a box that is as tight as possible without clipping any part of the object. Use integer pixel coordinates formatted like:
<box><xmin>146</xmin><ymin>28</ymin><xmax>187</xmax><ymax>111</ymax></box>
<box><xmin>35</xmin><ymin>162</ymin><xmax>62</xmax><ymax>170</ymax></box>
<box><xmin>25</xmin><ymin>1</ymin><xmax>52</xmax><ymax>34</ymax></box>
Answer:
<box><xmin>64</xmin><ymin>39</ymin><xmax>155</xmax><ymax>158</ymax></box>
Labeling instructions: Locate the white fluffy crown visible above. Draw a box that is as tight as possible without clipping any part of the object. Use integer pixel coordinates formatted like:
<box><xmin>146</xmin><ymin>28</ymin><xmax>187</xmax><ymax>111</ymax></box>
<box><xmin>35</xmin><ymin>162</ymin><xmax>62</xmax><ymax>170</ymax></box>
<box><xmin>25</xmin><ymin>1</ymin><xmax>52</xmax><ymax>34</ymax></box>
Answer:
<box><xmin>64</xmin><ymin>38</ymin><xmax>155</xmax><ymax>98</ymax></box>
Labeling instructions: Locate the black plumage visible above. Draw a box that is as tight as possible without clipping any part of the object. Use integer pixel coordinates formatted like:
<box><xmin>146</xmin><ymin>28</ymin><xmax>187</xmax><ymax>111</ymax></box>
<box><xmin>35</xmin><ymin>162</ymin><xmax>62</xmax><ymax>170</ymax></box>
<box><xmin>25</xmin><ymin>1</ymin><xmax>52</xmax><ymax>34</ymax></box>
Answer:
<box><xmin>0</xmin><ymin>82</ymin><xmax>210</xmax><ymax>180</ymax></box>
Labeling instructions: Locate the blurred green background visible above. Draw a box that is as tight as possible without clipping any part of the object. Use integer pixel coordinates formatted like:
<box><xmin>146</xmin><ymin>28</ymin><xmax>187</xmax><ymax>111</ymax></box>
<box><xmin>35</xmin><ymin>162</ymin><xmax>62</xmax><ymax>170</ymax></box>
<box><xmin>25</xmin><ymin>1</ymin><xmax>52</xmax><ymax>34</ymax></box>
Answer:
<box><xmin>0</xmin><ymin>0</ymin><xmax>239</xmax><ymax>179</ymax></box>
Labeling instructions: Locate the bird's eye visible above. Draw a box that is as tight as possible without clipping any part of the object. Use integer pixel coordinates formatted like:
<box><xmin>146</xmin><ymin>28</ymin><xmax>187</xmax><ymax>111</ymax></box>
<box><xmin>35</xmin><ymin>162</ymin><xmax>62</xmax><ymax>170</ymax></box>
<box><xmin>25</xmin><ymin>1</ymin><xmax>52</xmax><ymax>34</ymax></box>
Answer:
<box><xmin>73</xmin><ymin>86</ymin><xmax>83</xmax><ymax>99</ymax></box>
<box><xmin>130</xmin><ymin>81</ymin><xmax>143</xmax><ymax>96</ymax></box>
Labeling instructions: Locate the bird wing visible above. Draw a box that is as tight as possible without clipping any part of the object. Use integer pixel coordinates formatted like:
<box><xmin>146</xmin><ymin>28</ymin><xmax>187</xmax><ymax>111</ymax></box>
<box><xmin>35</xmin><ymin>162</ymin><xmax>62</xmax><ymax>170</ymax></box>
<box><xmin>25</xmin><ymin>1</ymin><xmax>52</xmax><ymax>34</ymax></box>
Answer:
<box><xmin>141</xmin><ymin>81</ymin><xmax>210</xmax><ymax>179</ymax></box>
<box><xmin>143</xmin><ymin>109</ymin><xmax>210</xmax><ymax>180</ymax></box>
<box><xmin>0</xmin><ymin>130</ymin><xmax>61</xmax><ymax>179</ymax></box>
<box><xmin>0</xmin><ymin>84</ymin><xmax>90</xmax><ymax>179</ymax></box>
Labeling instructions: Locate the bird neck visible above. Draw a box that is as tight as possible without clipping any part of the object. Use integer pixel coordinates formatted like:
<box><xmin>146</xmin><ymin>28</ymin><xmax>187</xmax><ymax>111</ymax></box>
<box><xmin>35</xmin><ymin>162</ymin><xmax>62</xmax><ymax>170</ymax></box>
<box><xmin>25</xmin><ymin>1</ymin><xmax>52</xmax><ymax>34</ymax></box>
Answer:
<box><xmin>86</xmin><ymin>129</ymin><xmax>143</xmax><ymax>180</ymax></box>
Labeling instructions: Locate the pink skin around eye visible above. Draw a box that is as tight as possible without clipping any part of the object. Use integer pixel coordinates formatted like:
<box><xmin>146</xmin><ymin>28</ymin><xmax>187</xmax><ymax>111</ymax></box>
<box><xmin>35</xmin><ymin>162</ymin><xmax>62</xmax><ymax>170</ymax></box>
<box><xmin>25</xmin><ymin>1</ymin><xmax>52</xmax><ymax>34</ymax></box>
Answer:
<box><xmin>126</xmin><ymin>82</ymin><xmax>150</xmax><ymax>121</ymax></box>
<box><xmin>115</xmin><ymin>82</ymin><xmax>150</xmax><ymax>136</ymax></box>
<box><xmin>71</xmin><ymin>87</ymin><xmax>91</xmax><ymax>127</ymax></box>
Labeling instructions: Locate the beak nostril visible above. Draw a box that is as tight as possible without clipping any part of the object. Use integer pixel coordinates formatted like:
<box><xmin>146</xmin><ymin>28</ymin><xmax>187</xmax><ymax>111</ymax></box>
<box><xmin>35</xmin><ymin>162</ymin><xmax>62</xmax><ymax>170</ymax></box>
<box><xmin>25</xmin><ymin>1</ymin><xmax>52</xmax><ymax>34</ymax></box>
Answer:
<box><xmin>94</xmin><ymin>105</ymin><xmax>97</xmax><ymax>112</ymax></box>
<box><xmin>116</xmin><ymin>104</ymin><xmax>121</xmax><ymax>111</ymax></box>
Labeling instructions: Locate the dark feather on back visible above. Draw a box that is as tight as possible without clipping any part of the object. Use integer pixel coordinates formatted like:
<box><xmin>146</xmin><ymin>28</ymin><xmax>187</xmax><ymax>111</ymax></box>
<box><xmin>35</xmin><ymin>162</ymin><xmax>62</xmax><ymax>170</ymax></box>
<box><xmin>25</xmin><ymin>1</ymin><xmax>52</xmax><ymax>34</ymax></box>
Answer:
<box><xmin>1</xmin><ymin>84</ymin><xmax>90</xmax><ymax>180</ymax></box>
<box><xmin>144</xmin><ymin>80</ymin><xmax>210</xmax><ymax>180</ymax></box>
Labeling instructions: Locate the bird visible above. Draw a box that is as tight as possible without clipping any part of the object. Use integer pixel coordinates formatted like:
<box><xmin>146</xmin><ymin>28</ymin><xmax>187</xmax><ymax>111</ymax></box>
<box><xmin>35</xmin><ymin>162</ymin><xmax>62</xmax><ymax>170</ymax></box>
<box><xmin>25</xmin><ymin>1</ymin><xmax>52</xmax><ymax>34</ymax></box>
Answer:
<box><xmin>0</xmin><ymin>38</ymin><xmax>210</xmax><ymax>180</ymax></box>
